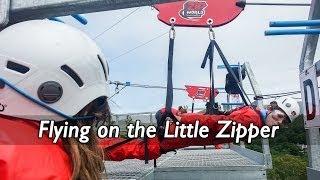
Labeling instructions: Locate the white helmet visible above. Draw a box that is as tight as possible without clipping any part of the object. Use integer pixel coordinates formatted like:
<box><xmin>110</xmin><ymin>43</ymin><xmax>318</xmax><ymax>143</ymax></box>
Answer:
<box><xmin>0</xmin><ymin>20</ymin><xmax>109</xmax><ymax>121</ymax></box>
<box><xmin>275</xmin><ymin>97</ymin><xmax>300</xmax><ymax>122</ymax></box>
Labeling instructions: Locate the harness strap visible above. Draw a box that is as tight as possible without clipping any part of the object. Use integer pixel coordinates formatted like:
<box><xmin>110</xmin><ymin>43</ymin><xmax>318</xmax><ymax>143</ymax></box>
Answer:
<box><xmin>158</xmin><ymin>28</ymin><xmax>179</xmax><ymax>140</ymax></box>
<box><xmin>213</xmin><ymin>40</ymin><xmax>251</xmax><ymax>106</ymax></box>
<box><xmin>201</xmin><ymin>42</ymin><xmax>219</xmax><ymax>115</ymax></box>
<box><xmin>165</xmin><ymin>37</ymin><xmax>175</xmax><ymax>113</ymax></box>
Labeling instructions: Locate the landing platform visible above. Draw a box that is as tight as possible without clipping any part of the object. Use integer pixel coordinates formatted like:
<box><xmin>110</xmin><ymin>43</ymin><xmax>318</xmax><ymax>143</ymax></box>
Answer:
<box><xmin>104</xmin><ymin>145</ymin><xmax>268</xmax><ymax>180</ymax></box>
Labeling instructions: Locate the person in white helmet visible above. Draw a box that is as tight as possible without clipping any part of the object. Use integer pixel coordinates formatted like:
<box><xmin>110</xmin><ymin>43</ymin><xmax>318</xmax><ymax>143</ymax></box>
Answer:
<box><xmin>0</xmin><ymin>20</ymin><xmax>110</xmax><ymax>180</ymax></box>
<box><xmin>261</xmin><ymin>97</ymin><xmax>300</xmax><ymax>126</ymax></box>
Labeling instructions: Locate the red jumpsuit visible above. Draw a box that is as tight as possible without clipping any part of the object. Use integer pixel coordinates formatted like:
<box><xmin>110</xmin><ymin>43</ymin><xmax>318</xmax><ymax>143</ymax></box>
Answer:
<box><xmin>0</xmin><ymin>106</ymin><xmax>263</xmax><ymax>179</ymax></box>
<box><xmin>101</xmin><ymin>106</ymin><xmax>263</xmax><ymax>161</ymax></box>
<box><xmin>0</xmin><ymin>115</ymin><xmax>71</xmax><ymax>180</ymax></box>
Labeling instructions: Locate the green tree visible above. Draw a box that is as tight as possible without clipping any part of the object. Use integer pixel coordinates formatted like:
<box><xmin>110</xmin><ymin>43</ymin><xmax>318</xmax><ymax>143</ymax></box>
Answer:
<box><xmin>268</xmin><ymin>154</ymin><xmax>307</xmax><ymax>180</ymax></box>
<box><xmin>246</xmin><ymin>116</ymin><xmax>308</xmax><ymax>179</ymax></box>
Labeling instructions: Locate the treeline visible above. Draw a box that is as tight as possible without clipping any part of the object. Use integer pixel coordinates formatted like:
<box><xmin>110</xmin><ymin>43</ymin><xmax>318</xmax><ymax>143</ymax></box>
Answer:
<box><xmin>246</xmin><ymin>116</ymin><xmax>308</xmax><ymax>179</ymax></box>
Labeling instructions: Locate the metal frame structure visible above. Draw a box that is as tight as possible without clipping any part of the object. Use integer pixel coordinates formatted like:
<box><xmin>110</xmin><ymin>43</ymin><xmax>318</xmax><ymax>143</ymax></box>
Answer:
<box><xmin>2</xmin><ymin>0</ymin><xmax>317</xmax><ymax>178</ymax></box>
<box><xmin>112</xmin><ymin>62</ymin><xmax>272</xmax><ymax>172</ymax></box>
<box><xmin>299</xmin><ymin>0</ymin><xmax>320</xmax><ymax>179</ymax></box>
<box><xmin>0</xmin><ymin>0</ymin><xmax>184</xmax><ymax>26</ymax></box>
<box><xmin>244</xmin><ymin>62</ymin><xmax>272</xmax><ymax>169</ymax></box>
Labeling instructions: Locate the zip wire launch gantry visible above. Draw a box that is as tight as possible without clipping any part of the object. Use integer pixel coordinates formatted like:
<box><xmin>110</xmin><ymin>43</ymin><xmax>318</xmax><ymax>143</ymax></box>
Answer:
<box><xmin>0</xmin><ymin>0</ymin><xmax>318</xmax><ymax>179</ymax></box>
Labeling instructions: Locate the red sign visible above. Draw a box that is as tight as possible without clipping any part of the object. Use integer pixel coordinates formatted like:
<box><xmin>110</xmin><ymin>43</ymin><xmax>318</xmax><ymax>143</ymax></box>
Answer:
<box><xmin>185</xmin><ymin>85</ymin><xmax>219</xmax><ymax>100</ymax></box>
<box><xmin>154</xmin><ymin>0</ymin><xmax>244</xmax><ymax>27</ymax></box>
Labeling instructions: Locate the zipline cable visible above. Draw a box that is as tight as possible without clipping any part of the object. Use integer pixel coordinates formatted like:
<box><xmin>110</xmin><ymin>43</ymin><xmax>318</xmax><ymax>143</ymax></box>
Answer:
<box><xmin>108</xmin><ymin>86</ymin><xmax>127</xmax><ymax>100</ymax></box>
<box><xmin>94</xmin><ymin>7</ymin><xmax>140</xmax><ymax>40</ymax></box>
<box><xmin>110</xmin><ymin>31</ymin><xmax>168</xmax><ymax>62</ymax></box>
<box><xmin>109</xmin><ymin>99</ymin><xmax>125</xmax><ymax>111</ymax></box>
<box><xmin>110</xmin><ymin>81</ymin><xmax>314</xmax><ymax>98</ymax></box>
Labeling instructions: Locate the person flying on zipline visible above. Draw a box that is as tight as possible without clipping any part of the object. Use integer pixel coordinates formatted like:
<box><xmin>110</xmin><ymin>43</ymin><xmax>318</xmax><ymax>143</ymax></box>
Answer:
<box><xmin>101</xmin><ymin>98</ymin><xmax>300</xmax><ymax>161</ymax></box>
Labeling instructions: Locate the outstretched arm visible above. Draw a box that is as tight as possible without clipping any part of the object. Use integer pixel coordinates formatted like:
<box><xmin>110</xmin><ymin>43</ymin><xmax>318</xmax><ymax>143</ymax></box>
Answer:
<box><xmin>100</xmin><ymin>138</ymin><xmax>161</xmax><ymax>161</ymax></box>
<box><xmin>101</xmin><ymin>106</ymin><xmax>262</xmax><ymax>161</ymax></box>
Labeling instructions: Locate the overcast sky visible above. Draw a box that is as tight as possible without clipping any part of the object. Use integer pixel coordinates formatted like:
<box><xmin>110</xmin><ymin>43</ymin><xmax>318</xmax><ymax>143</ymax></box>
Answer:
<box><xmin>61</xmin><ymin>0</ymin><xmax>318</xmax><ymax>114</ymax></box>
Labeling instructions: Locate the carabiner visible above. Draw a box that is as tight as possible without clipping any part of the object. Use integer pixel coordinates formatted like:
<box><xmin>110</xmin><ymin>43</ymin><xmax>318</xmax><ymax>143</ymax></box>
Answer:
<box><xmin>170</xmin><ymin>25</ymin><xmax>176</xmax><ymax>39</ymax></box>
<box><xmin>208</xmin><ymin>25</ymin><xmax>215</xmax><ymax>40</ymax></box>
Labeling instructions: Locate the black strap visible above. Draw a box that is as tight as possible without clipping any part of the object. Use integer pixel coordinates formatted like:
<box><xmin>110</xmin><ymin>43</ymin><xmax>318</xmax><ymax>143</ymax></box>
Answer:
<box><xmin>165</xmin><ymin>37</ymin><xmax>175</xmax><ymax>113</ymax></box>
<box><xmin>157</xmin><ymin>36</ymin><xmax>179</xmax><ymax>139</ymax></box>
<box><xmin>209</xmin><ymin>40</ymin><xmax>215</xmax><ymax>106</ymax></box>
<box><xmin>144</xmin><ymin>134</ymin><xmax>149</xmax><ymax>164</ymax></box>
<box><xmin>201</xmin><ymin>42</ymin><xmax>218</xmax><ymax>115</ymax></box>
<box><xmin>212</xmin><ymin>40</ymin><xmax>251</xmax><ymax>106</ymax></box>
<box><xmin>105</xmin><ymin>36</ymin><xmax>176</xmax><ymax>160</ymax></box>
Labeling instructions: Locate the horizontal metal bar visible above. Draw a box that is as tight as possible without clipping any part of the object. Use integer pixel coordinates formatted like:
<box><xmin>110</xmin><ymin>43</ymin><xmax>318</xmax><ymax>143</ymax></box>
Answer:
<box><xmin>265</xmin><ymin>29</ymin><xmax>320</xmax><ymax>36</ymax></box>
<box><xmin>270</xmin><ymin>20</ymin><xmax>320</xmax><ymax>27</ymax></box>
<box><xmin>246</xmin><ymin>2</ymin><xmax>311</xmax><ymax>6</ymax></box>
<box><xmin>9</xmin><ymin>0</ymin><xmax>184</xmax><ymax>24</ymax></box>
<box><xmin>71</xmin><ymin>14</ymin><xmax>88</xmax><ymax>25</ymax></box>
<box><xmin>217</xmin><ymin>65</ymin><xmax>240</xmax><ymax>69</ymax></box>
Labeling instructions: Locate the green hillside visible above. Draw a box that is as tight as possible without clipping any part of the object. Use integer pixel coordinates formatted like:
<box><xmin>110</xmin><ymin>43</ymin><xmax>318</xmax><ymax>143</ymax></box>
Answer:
<box><xmin>246</xmin><ymin>116</ymin><xmax>308</xmax><ymax>179</ymax></box>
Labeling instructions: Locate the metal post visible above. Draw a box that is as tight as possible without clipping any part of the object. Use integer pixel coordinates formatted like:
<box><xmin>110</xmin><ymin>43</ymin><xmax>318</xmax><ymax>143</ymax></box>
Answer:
<box><xmin>244</xmin><ymin>62</ymin><xmax>272</xmax><ymax>169</ymax></box>
<box><xmin>299</xmin><ymin>0</ymin><xmax>320</xmax><ymax>178</ymax></box>
<box><xmin>238</xmin><ymin>62</ymin><xmax>244</xmax><ymax>107</ymax></box>
<box><xmin>238</xmin><ymin>62</ymin><xmax>243</xmax><ymax>86</ymax></box>
<box><xmin>0</xmin><ymin>0</ymin><xmax>10</xmax><ymax>27</ymax></box>
<box><xmin>238</xmin><ymin>63</ymin><xmax>246</xmax><ymax>148</ymax></box>
<box><xmin>150</xmin><ymin>113</ymin><xmax>153</xmax><ymax>123</ymax></box>
<box><xmin>226</xmin><ymin>94</ymin><xmax>231</xmax><ymax>111</ymax></box>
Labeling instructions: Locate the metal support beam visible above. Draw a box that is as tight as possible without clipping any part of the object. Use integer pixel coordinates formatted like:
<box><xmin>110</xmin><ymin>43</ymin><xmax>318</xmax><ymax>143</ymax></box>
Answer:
<box><xmin>265</xmin><ymin>29</ymin><xmax>320</xmax><ymax>36</ymax></box>
<box><xmin>270</xmin><ymin>20</ymin><xmax>320</xmax><ymax>27</ymax></box>
<box><xmin>0</xmin><ymin>0</ymin><xmax>10</xmax><ymax>27</ymax></box>
<box><xmin>299</xmin><ymin>0</ymin><xmax>320</xmax><ymax>177</ymax></box>
<box><xmin>2</xmin><ymin>0</ymin><xmax>183</xmax><ymax>26</ymax></box>
<box><xmin>244</xmin><ymin>62</ymin><xmax>272</xmax><ymax>169</ymax></box>
<box><xmin>217</xmin><ymin>64</ymin><xmax>240</xmax><ymax>69</ymax></box>
<box><xmin>246</xmin><ymin>2</ymin><xmax>311</xmax><ymax>7</ymax></box>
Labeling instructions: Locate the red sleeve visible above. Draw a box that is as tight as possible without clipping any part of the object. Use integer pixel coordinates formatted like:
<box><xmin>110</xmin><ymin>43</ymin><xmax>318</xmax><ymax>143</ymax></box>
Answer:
<box><xmin>100</xmin><ymin>107</ymin><xmax>263</xmax><ymax>160</ymax></box>
<box><xmin>179</xmin><ymin>106</ymin><xmax>262</xmax><ymax>131</ymax></box>
<box><xmin>228</xmin><ymin>106</ymin><xmax>263</xmax><ymax>128</ymax></box>
<box><xmin>100</xmin><ymin>138</ymin><xmax>161</xmax><ymax>161</ymax></box>
<box><xmin>160</xmin><ymin>106</ymin><xmax>262</xmax><ymax>152</ymax></box>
